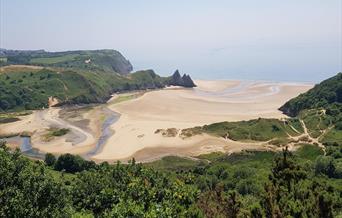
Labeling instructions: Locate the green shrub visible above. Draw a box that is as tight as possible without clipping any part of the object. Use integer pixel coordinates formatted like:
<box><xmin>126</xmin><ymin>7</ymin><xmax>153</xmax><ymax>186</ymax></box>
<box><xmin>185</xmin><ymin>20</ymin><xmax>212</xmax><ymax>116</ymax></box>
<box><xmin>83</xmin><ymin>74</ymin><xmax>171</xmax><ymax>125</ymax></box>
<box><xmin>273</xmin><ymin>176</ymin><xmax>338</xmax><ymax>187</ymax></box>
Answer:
<box><xmin>45</xmin><ymin>153</ymin><xmax>56</xmax><ymax>167</ymax></box>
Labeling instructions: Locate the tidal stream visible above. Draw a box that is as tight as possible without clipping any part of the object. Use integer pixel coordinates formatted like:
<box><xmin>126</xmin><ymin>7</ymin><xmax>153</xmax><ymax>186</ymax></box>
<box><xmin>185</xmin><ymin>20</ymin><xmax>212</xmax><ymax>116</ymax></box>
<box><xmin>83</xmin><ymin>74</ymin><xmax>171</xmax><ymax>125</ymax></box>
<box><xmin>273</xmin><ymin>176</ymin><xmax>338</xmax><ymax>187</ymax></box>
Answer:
<box><xmin>2</xmin><ymin>107</ymin><xmax>120</xmax><ymax>160</ymax></box>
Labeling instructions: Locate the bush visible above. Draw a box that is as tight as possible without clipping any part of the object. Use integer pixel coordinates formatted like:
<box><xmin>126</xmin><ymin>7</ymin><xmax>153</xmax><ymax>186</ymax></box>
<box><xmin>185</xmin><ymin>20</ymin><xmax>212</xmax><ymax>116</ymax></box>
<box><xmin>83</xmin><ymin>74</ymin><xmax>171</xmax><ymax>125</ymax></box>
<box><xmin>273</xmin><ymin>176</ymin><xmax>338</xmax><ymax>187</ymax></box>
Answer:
<box><xmin>54</xmin><ymin>153</ymin><xmax>96</xmax><ymax>173</ymax></box>
<box><xmin>0</xmin><ymin>141</ymin><xmax>7</xmax><ymax>149</ymax></box>
<box><xmin>315</xmin><ymin>156</ymin><xmax>337</xmax><ymax>178</ymax></box>
<box><xmin>236</xmin><ymin>179</ymin><xmax>260</xmax><ymax>195</ymax></box>
<box><xmin>45</xmin><ymin>153</ymin><xmax>56</xmax><ymax>167</ymax></box>
<box><xmin>0</xmin><ymin>100</ymin><xmax>10</xmax><ymax>110</ymax></box>
<box><xmin>233</xmin><ymin>167</ymin><xmax>254</xmax><ymax>180</ymax></box>
<box><xmin>51</xmin><ymin>128</ymin><xmax>69</xmax><ymax>137</ymax></box>
<box><xmin>334</xmin><ymin>160</ymin><xmax>342</xmax><ymax>179</ymax></box>
<box><xmin>335</xmin><ymin>121</ymin><xmax>342</xmax><ymax>130</ymax></box>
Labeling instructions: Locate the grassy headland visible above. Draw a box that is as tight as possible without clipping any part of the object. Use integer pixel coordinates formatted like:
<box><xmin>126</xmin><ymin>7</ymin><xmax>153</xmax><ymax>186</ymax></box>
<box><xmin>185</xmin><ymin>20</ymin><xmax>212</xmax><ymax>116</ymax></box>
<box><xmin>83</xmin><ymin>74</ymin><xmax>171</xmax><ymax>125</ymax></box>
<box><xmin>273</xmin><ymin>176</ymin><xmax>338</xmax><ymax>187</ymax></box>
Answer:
<box><xmin>0</xmin><ymin>49</ymin><xmax>196</xmax><ymax>112</ymax></box>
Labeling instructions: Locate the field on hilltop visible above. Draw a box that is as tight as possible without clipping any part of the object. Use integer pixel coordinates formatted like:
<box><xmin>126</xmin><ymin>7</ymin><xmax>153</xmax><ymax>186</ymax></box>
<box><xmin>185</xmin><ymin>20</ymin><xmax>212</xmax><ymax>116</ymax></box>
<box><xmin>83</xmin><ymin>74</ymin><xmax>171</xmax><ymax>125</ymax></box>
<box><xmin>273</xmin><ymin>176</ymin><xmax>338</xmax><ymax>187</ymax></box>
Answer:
<box><xmin>0</xmin><ymin>49</ymin><xmax>133</xmax><ymax>74</ymax></box>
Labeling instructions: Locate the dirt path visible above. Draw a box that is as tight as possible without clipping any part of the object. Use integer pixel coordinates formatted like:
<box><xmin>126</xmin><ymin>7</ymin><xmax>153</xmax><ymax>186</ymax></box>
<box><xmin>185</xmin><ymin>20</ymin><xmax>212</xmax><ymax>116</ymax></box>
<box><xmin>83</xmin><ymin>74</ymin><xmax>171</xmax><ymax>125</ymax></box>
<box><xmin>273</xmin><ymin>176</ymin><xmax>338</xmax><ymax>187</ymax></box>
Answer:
<box><xmin>286</xmin><ymin>119</ymin><xmax>326</xmax><ymax>154</ymax></box>
<box><xmin>57</xmin><ymin>79</ymin><xmax>69</xmax><ymax>91</ymax></box>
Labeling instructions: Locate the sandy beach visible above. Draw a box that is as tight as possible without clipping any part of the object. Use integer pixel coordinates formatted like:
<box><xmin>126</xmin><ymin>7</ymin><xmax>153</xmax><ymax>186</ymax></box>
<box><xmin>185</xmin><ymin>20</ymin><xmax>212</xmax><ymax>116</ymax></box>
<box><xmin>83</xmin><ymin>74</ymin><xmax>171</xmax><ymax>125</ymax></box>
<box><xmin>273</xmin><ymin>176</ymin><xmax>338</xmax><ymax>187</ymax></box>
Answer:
<box><xmin>92</xmin><ymin>80</ymin><xmax>312</xmax><ymax>161</ymax></box>
<box><xmin>0</xmin><ymin>80</ymin><xmax>312</xmax><ymax>161</ymax></box>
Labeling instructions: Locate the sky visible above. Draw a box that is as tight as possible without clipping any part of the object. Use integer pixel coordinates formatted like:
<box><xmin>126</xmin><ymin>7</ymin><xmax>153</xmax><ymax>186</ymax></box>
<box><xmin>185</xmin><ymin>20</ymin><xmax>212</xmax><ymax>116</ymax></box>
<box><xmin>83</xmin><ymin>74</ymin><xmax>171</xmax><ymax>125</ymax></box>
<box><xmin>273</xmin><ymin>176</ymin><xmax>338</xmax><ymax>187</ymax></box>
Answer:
<box><xmin>0</xmin><ymin>0</ymin><xmax>341</xmax><ymax>82</ymax></box>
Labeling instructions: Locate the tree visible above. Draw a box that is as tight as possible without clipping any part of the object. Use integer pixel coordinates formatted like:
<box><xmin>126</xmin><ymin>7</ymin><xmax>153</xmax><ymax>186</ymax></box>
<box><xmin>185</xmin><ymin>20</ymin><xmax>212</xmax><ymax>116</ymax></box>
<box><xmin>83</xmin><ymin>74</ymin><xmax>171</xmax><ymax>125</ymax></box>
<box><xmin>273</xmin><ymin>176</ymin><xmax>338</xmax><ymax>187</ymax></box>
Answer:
<box><xmin>315</xmin><ymin>156</ymin><xmax>336</xmax><ymax>178</ymax></box>
<box><xmin>54</xmin><ymin>153</ymin><xmax>84</xmax><ymax>173</ymax></box>
<box><xmin>261</xmin><ymin>147</ymin><xmax>337</xmax><ymax>217</ymax></box>
<box><xmin>0</xmin><ymin>99</ymin><xmax>10</xmax><ymax>110</ymax></box>
<box><xmin>250</xmin><ymin>203</ymin><xmax>264</xmax><ymax>218</ymax></box>
<box><xmin>44</xmin><ymin>153</ymin><xmax>56</xmax><ymax>167</ymax></box>
<box><xmin>336</xmin><ymin>85</ymin><xmax>342</xmax><ymax>102</ymax></box>
<box><xmin>54</xmin><ymin>153</ymin><xmax>96</xmax><ymax>173</ymax></box>
<box><xmin>224</xmin><ymin>191</ymin><xmax>241</xmax><ymax>218</ymax></box>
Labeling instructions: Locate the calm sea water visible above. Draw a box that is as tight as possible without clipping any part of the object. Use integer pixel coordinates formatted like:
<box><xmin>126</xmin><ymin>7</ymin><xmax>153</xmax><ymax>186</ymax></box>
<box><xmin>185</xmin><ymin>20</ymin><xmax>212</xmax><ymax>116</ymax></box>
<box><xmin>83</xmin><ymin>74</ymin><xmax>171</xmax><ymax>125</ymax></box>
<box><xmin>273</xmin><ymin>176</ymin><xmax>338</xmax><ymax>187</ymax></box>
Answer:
<box><xmin>132</xmin><ymin>46</ymin><xmax>342</xmax><ymax>84</ymax></box>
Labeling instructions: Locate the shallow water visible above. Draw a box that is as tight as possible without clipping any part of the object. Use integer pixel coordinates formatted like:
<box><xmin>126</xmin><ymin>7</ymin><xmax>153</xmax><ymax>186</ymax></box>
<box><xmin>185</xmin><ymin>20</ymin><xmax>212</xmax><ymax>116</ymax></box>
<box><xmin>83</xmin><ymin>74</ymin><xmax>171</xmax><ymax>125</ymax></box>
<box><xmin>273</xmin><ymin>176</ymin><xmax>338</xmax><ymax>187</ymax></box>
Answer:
<box><xmin>19</xmin><ymin>136</ymin><xmax>45</xmax><ymax>159</ymax></box>
<box><xmin>86</xmin><ymin>108</ymin><xmax>120</xmax><ymax>157</ymax></box>
<box><xmin>192</xmin><ymin>81</ymin><xmax>282</xmax><ymax>104</ymax></box>
<box><xmin>20</xmin><ymin>136</ymin><xmax>32</xmax><ymax>152</ymax></box>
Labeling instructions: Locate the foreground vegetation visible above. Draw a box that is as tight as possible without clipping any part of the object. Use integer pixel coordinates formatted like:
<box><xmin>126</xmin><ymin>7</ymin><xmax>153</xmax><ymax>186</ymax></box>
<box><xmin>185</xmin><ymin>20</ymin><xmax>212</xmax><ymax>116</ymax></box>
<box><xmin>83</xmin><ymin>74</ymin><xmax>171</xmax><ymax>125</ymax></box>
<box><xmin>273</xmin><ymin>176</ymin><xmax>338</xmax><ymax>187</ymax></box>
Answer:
<box><xmin>0</xmin><ymin>140</ymin><xmax>341</xmax><ymax>217</ymax></box>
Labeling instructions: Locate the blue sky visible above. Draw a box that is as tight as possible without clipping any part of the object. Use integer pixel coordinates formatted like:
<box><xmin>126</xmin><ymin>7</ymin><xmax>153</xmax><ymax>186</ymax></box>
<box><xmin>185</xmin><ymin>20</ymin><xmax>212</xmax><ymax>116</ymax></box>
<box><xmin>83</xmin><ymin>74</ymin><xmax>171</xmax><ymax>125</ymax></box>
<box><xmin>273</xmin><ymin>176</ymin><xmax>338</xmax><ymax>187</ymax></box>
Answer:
<box><xmin>0</xmin><ymin>0</ymin><xmax>341</xmax><ymax>82</ymax></box>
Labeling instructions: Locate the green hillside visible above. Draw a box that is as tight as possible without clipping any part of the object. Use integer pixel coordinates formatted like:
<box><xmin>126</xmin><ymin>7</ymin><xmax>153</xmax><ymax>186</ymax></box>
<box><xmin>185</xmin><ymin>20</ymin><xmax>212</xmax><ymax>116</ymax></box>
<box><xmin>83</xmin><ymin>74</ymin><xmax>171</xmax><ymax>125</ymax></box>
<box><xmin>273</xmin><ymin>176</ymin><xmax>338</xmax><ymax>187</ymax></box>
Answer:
<box><xmin>280</xmin><ymin>72</ymin><xmax>342</xmax><ymax>117</ymax></box>
<box><xmin>0</xmin><ymin>66</ymin><xmax>169</xmax><ymax>112</ymax></box>
<box><xmin>279</xmin><ymin>72</ymin><xmax>342</xmax><ymax>145</ymax></box>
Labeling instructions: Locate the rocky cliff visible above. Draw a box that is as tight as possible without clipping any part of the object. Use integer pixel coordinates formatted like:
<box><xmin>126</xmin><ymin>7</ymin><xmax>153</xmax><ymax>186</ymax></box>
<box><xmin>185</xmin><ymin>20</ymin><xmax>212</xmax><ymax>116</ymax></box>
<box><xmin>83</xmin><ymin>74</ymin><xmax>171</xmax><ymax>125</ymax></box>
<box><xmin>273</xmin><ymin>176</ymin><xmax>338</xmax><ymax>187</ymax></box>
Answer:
<box><xmin>168</xmin><ymin>70</ymin><xmax>196</xmax><ymax>88</ymax></box>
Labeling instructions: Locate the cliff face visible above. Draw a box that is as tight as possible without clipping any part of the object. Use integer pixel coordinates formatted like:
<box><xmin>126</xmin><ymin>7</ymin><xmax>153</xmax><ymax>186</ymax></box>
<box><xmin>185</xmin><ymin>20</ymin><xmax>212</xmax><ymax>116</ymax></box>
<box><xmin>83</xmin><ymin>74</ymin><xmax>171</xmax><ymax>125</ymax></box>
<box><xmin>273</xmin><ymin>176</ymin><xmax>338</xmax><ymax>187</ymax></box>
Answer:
<box><xmin>168</xmin><ymin>70</ymin><xmax>196</xmax><ymax>88</ymax></box>
<box><xmin>91</xmin><ymin>50</ymin><xmax>133</xmax><ymax>75</ymax></box>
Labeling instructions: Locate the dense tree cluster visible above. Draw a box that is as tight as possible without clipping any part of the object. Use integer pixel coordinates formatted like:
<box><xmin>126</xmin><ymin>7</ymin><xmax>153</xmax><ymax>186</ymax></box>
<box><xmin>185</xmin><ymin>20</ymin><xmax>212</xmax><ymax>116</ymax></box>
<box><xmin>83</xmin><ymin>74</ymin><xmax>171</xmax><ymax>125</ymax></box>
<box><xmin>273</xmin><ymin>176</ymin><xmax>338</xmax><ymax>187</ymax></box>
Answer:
<box><xmin>1</xmin><ymin>141</ymin><xmax>341</xmax><ymax>217</ymax></box>
<box><xmin>1</xmin><ymin>143</ymin><xmax>201</xmax><ymax>217</ymax></box>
